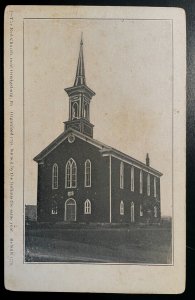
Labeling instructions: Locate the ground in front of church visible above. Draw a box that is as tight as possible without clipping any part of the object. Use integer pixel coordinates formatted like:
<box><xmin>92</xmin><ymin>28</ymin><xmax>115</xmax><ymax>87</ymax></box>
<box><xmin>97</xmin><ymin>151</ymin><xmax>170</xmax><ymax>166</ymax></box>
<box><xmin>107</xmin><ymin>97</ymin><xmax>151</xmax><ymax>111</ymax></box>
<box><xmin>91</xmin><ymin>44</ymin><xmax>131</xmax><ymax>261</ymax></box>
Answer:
<box><xmin>25</xmin><ymin>222</ymin><xmax>172</xmax><ymax>264</ymax></box>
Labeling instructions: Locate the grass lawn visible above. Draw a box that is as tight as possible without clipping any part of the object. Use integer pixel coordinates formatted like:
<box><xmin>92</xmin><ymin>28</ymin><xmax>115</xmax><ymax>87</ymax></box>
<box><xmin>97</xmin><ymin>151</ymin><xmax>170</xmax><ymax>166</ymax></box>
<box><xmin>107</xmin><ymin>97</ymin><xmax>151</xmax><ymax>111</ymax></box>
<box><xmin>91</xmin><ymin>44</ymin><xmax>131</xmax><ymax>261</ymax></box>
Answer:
<box><xmin>25</xmin><ymin>223</ymin><xmax>172</xmax><ymax>264</ymax></box>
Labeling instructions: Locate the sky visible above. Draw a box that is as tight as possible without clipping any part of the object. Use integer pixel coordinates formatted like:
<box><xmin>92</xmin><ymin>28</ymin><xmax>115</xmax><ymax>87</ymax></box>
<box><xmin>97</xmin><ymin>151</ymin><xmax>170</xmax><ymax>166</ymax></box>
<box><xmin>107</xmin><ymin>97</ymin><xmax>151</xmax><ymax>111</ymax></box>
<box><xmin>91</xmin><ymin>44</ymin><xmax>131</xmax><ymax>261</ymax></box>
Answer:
<box><xmin>24</xmin><ymin>18</ymin><xmax>173</xmax><ymax>216</ymax></box>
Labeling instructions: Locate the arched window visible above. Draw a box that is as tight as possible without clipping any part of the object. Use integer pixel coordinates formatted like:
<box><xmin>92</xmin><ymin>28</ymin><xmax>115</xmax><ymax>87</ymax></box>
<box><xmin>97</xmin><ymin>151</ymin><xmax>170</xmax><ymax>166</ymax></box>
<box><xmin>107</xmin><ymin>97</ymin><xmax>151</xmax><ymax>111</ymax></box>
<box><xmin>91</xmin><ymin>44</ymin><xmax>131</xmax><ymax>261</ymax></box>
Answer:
<box><xmin>140</xmin><ymin>204</ymin><xmax>143</xmax><ymax>217</ymax></box>
<box><xmin>131</xmin><ymin>202</ymin><xmax>135</xmax><ymax>223</ymax></box>
<box><xmin>147</xmin><ymin>173</ymin><xmax>150</xmax><ymax>196</ymax></box>
<box><xmin>140</xmin><ymin>170</ymin><xmax>143</xmax><ymax>194</ymax></box>
<box><xmin>131</xmin><ymin>166</ymin><xmax>134</xmax><ymax>191</ymax></box>
<box><xmin>84</xmin><ymin>199</ymin><xmax>91</xmax><ymax>214</ymax></box>
<box><xmin>72</xmin><ymin>102</ymin><xmax>79</xmax><ymax>119</ymax></box>
<box><xmin>120</xmin><ymin>201</ymin><xmax>124</xmax><ymax>215</ymax></box>
<box><xmin>51</xmin><ymin>200</ymin><xmax>57</xmax><ymax>215</ymax></box>
<box><xmin>65</xmin><ymin>158</ymin><xmax>77</xmax><ymax>188</ymax></box>
<box><xmin>83</xmin><ymin>102</ymin><xmax>88</xmax><ymax>119</ymax></box>
<box><xmin>154</xmin><ymin>177</ymin><xmax>157</xmax><ymax>198</ymax></box>
<box><xmin>52</xmin><ymin>163</ymin><xmax>58</xmax><ymax>189</ymax></box>
<box><xmin>154</xmin><ymin>206</ymin><xmax>158</xmax><ymax>218</ymax></box>
<box><xmin>120</xmin><ymin>162</ymin><xmax>124</xmax><ymax>189</ymax></box>
<box><xmin>85</xmin><ymin>159</ymin><xmax>91</xmax><ymax>187</ymax></box>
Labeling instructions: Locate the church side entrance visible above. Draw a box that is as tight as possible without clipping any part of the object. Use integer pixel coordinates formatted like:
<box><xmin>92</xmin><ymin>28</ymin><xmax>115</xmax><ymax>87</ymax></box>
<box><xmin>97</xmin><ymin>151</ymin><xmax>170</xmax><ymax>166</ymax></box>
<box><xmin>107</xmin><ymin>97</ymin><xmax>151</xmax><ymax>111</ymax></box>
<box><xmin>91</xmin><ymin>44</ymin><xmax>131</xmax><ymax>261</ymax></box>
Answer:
<box><xmin>64</xmin><ymin>198</ymin><xmax>77</xmax><ymax>222</ymax></box>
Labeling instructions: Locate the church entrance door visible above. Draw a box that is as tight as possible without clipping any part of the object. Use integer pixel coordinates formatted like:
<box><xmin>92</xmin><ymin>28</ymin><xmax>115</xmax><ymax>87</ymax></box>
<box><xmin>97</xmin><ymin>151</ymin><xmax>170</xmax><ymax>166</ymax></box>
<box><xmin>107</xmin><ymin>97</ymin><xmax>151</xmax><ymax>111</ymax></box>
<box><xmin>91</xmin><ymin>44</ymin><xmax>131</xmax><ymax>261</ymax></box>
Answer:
<box><xmin>65</xmin><ymin>198</ymin><xmax>76</xmax><ymax>221</ymax></box>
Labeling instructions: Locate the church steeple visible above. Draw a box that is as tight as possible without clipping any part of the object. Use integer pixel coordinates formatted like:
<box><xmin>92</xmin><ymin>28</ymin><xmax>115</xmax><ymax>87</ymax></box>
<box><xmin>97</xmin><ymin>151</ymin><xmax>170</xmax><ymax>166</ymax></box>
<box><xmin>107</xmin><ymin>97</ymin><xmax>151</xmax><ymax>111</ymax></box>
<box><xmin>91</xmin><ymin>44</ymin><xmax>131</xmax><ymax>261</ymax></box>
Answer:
<box><xmin>74</xmin><ymin>35</ymin><xmax>86</xmax><ymax>86</ymax></box>
<box><xmin>64</xmin><ymin>36</ymin><xmax>95</xmax><ymax>138</ymax></box>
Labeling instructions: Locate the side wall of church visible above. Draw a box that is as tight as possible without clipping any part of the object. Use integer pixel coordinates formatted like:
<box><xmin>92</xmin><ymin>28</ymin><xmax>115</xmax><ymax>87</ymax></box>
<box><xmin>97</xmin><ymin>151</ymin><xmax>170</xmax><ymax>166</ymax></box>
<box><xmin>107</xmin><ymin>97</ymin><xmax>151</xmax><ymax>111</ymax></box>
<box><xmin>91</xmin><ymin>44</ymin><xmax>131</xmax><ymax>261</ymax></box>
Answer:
<box><xmin>111</xmin><ymin>157</ymin><xmax>161</xmax><ymax>224</ymax></box>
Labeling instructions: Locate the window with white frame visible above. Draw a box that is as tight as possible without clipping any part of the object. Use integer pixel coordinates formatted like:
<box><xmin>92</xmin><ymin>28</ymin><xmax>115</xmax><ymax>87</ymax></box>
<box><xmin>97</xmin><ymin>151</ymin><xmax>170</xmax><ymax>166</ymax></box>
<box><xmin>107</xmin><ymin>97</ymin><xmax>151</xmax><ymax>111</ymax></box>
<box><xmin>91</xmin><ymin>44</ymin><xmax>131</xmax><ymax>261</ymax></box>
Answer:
<box><xmin>84</xmin><ymin>199</ymin><xmax>91</xmax><ymax>214</ymax></box>
<box><xmin>147</xmin><ymin>173</ymin><xmax>150</xmax><ymax>196</ymax></box>
<box><xmin>120</xmin><ymin>200</ymin><xmax>124</xmax><ymax>215</ymax></box>
<box><xmin>140</xmin><ymin>170</ymin><xmax>143</xmax><ymax>194</ymax></box>
<box><xmin>85</xmin><ymin>159</ymin><xmax>91</xmax><ymax>187</ymax></box>
<box><xmin>154</xmin><ymin>177</ymin><xmax>157</xmax><ymax>198</ymax></box>
<box><xmin>52</xmin><ymin>163</ymin><xmax>58</xmax><ymax>189</ymax></box>
<box><xmin>154</xmin><ymin>206</ymin><xmax>158</xmax><ymax>218</ymax></box>
<box><xmin>140</xmin><ymin>204</ymin><xmax>143</xmax><ymax>217</ymax></box>
<box><xmin>65</xmin><ymin>158</ymin><xmax>77</xmax><ymax>188</ymax></box>
<box><xmin>51</xmin><ymin>200</ymin><xmax>58</xmax><ymax>215</ymax></box>
<box><xmin>131</xmin><ymin>166</ymin><xmax>134</xmax><ymax>191</ymax></box>
<box><xmin>120</xmin><ymin>162</ymin><xmax>124</xmax><ymax>189</ymax></box>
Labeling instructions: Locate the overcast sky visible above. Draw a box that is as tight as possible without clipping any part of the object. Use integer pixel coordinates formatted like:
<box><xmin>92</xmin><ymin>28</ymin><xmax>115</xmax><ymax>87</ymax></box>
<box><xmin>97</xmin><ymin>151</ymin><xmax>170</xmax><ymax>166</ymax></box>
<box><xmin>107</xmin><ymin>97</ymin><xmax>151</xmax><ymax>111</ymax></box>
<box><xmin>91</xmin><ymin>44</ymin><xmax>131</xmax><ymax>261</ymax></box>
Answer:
<box><xmin>24</xmin><ymin>18</ymin><xmax>172</xmax><ymax>216</ymax></box>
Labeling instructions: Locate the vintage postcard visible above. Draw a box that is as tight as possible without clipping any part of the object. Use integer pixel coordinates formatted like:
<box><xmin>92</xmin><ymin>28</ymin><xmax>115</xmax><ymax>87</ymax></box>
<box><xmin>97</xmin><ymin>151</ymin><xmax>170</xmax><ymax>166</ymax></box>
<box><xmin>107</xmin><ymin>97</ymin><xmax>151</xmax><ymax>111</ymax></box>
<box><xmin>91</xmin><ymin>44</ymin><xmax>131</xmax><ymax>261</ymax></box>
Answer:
<box><xmin>4</xmin><ymin>5</ymin><xmax>186</xmax><ymax>293</ymax></box>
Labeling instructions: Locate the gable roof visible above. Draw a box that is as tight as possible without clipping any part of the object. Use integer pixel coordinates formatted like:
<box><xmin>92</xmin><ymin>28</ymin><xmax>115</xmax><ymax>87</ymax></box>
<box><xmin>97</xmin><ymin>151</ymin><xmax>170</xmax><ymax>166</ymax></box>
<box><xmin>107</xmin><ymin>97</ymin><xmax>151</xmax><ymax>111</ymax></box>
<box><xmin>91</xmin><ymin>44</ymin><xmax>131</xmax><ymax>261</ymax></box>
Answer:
<box><xmin>33</xmin><ymin>128</ymin><xmax>111</xmax><ymax>162</ymax></box>
<box><xmin>33</xmin><ymin>128</ymin><xmax>163</xmax><ymax>177</ymax></box>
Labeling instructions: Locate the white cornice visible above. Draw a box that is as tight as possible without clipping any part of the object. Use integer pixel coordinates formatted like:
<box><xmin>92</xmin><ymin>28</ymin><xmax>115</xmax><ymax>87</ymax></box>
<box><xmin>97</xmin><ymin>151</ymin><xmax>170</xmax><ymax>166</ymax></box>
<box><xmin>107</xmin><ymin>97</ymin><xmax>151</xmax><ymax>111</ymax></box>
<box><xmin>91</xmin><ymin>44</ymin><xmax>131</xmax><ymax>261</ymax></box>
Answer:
<box><xmin>102</xmin><ymin>153</ymin><xmax>162</xmax><ymax>177</ymax></box>
<box><xmin>34</xmin><ymin>128</ymin><xmax>162</xmax><ymax>178</ymax></box>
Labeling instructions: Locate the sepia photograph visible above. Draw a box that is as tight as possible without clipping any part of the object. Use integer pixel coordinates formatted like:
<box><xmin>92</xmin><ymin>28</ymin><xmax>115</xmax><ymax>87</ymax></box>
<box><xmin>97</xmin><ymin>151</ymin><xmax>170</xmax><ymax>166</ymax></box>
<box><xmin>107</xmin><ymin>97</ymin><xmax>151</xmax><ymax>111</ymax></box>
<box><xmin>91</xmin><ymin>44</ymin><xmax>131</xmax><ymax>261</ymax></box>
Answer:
<box><xmin>24</xmin><ymin>17</ymin><xmax>172</xmax><ymax>264</ymax></box>
<box><xmin>4</xmin><ymin>6</ymin><xmax>185</xmax><ymax>293</ymax></box>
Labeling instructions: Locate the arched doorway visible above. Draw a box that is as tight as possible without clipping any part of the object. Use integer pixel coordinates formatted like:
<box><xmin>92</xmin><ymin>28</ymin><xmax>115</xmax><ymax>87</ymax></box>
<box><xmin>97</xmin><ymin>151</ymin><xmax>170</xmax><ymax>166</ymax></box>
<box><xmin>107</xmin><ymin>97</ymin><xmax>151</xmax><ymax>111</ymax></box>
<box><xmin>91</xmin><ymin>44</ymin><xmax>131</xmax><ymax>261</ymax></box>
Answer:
<box><xmin>65</xmin><ymin>198</ymin><xmax>76</xmax><ymax>221</ymax></box>
<box><xmin>131</xmin><ymin>202</ymin><xmax>135</xmax><ymax>223</ymax></box>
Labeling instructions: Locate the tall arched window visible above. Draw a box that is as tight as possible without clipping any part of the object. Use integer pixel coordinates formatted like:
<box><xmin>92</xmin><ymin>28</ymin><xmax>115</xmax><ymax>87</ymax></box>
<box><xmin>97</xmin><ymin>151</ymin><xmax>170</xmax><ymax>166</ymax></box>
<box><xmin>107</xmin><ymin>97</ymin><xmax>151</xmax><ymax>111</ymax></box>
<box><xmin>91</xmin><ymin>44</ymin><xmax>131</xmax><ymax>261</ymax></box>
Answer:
<box><xmin>131</xmin><ymin>166</ymin><xmax>134</xmax><ymax>191</ymax></box>
<box><xmin>84</xmin><ymin>199</ymin><xmax>91</xmax><ymax>214</ymax></box>
<box><xmin>147</xmin><ymin>173</ymin><xmax>150</xmax><ymax>196</ymax></box>
<box><xmin>131</xmin><ymin>202</ymin><xmax>135</xmax><ymax>223</ymax></box>
<box><xmin>154</xmin><ymin>177</ymin><xmax>157</xmax><ymax>198</ymax></box>
<box><xmin>83</xmin><ymin>102</ymin><xmax>88</xmax><ymax>119</ymax></box>
<box><xmin>140</xmin><ymin>170</ymin><xmax>143</xmax><ymax>194</ymax></box>
<box><xmin>72</xmin><ymin>102</ymin><xmax>79</xmax><ymax>119</ymax></box>
<box><xmin>154</xmin><ymin>206</ymin><xmax>158</xmax><ymax>218</ymax></box>
<box><xmin>120</xmin><ymin>200</ymin><xmax>124</xmax><ymax>215</ymax></box>
<box><xmin>65</xmin><ymin>158</ymin><xmax>77</xmax><ymax>188</ymax></box>
<box><xmin>52</xmin><ymin>163</ymin><xmax>58</xmax><ymax>189</ymax></box>
<box><xmin>120</xmin><ymin>162</ymin><xmax>124</xmax><ymax>189</ymax></box>
<box><xmin>85</xmin><ymin>159</ymin><xmax>91</xmax><ymax>187</ymax></box>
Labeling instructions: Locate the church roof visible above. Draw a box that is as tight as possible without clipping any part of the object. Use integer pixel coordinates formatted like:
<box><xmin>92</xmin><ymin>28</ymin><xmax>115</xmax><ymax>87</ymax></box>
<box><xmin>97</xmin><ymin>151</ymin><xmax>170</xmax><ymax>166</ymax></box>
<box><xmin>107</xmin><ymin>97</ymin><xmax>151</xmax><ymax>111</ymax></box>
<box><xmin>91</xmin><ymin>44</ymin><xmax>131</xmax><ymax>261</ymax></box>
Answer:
<box><xmin>33</xmin><ymin>128</ymin><xmax>163</xmax><ymax>177</ymax></box>
<box><xmin>33</xmin><ymin>128</ymin><xmax>110</xmax><ymax>162</ymax></box>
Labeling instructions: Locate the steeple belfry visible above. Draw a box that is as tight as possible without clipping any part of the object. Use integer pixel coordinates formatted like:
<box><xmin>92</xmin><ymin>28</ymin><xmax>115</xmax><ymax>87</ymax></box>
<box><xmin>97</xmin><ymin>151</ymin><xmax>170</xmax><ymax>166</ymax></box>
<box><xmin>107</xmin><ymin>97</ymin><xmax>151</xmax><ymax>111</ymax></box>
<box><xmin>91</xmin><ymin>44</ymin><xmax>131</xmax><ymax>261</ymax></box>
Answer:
<box><xmin>64</xmin><ymin>36</ymin><xmax>96</xmax><ymax>138</ymax></box>
<box><xmin>74</xmin><ymin>35</ymin><xmax>86</xmax><ymax>86</ymax></box>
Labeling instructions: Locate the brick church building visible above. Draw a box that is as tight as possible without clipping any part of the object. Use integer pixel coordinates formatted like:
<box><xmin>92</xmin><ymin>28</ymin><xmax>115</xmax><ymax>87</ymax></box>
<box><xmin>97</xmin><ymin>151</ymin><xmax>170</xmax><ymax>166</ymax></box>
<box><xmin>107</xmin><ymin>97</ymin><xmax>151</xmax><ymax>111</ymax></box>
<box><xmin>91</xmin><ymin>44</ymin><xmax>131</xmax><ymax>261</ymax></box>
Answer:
<box><xmin>34</xmin><ymin>37</ymin><xmax>162</xmax><ymax>224</ymax></box>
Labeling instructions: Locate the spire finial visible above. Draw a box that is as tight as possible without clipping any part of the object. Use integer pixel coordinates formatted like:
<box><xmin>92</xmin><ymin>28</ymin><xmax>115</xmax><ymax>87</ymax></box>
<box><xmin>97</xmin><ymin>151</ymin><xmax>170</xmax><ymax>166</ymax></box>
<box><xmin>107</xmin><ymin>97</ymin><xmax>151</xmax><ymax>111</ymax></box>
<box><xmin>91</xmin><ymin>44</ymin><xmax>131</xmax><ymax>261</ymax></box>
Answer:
<box><xmin>74</xmin><ymin>34</ymin><xmax>86</xmax><ymax>86</ymax></box>
<box><xmin>80</xmin><ymin>32</ymin><xmax>83</xmax><ymax>45</ymax></box>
